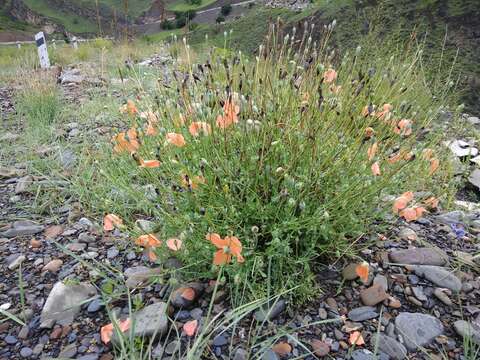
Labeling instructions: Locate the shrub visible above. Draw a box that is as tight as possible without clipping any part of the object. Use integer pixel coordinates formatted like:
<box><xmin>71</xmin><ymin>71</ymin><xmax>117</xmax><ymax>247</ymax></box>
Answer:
<box><xmin>221</xmin><ymin>4</ymin><xmax>232</xmax><ymax>16</ymax></box>
<box><xmin>216</xmin><ymin>15</ymin><xmax>225</xmax><ymax>23</ymax></box>
<box><xmin>161</xmin><ymin>19</ymin><xmax>175</xmax><ymax>30</ymax></box>
<box><xmin>82</xmin><ymin>28</ymin><xmax>453</xmax><ymax>302</ymax></box>
<box><xmin>174</xmin><ymin>10</ymin><xmax>196</xmax><ymax>28</ymax></box>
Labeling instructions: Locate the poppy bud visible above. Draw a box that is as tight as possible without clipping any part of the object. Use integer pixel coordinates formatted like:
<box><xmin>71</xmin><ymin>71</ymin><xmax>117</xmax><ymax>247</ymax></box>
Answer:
<box><xmin>251</xmin><ymin>226</ymin><xmax>259</xmax><ymax>234</ymax></box>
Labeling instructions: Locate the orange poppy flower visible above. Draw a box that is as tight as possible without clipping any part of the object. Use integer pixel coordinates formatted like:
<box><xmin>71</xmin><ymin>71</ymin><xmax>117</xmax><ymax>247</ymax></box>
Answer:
<box><xmin>100</xmin><ymin>318</ymin><xmax>130</xmax><ymax>344</ymax></box>
<box><xmin>429</xmin><ymin>158</ymin><xmax>439</xmax><ymax>175</ymax></box>
<box><xmin>367</xmin><ymin>142</ymin><xmax>378</xmax><ymax>161</ymax></box>
<box><xmin>355</xmin><ymin>262</ymin><xmax>369</xmax><ymax>283</ymax></box>
<box><xmin>371</xmin><ymin>162</ymin><xmax>381</xmax><ymax>176</ymax></box>
<box><xmin>136</xmin><ymin>234</ymin><xmax>161</xmax><ymax>248</ymax></box>
<box><xmin>139</xmin><ymin>159</ymin><xmax>161</xmax><ymax>168</ymax></box>
<box><xmin>126</xmin><ymin>100</ymin><xmax>138</xmax><ymax>116</ymax></box>
<box><xmin>103</xmin><ymin>214</ymin><xmax>123</xmax><ymax>231</ymax></box>
<box><xmin>400</xmin><ymin>206</ymin><xmax>426</xmax><ymax>222</ymax></box>
<box><xmin>166</xmin><ymin>238</ymin><xmax>182</xmax><ymax>251</ymax></box>
<box><xmin>323</xmin><ymin>68</ymin><xmax>337</xmax><ymax>83</ymax></box>
<box><xmin>392</xmin><ymin>191</ymin><xmax>414</xmax><ymax>214</ymax></box>
<box><xmin>112</xmin><ymin>130</ymin><xmax>140</xmax><ymax>154</ymax></box>
<box><xmin>206</xmin><ymin>233</ymin><xmax>245</xmax><ymax>265</ymax></box>
<box><xmin>216</xmin><ymin>99</ymin><xmax>240</xmax><ymax>129</ymax></box>
<box><xmin>166</xmin><ymin>133</ymin><xmax>186</xmax><ymax>147</ymax></box>
<box><xmin>146</xmin><ymin>122</ymin><xmax>158</xmax><ymax>136</ymax></box>
<box><xmin>394</xmin><ymin>119</ymin><xmax>412</xmax><ymax>136</ymax></box>
<box><xmin>189</xmin><ymin>121</ymin><xmax>212</xmax><ymax>137</ymax></box>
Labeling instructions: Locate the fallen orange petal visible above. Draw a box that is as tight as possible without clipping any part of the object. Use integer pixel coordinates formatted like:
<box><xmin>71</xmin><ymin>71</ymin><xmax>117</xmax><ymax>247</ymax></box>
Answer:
<box><xmin>349</xmin><ymin>331</ymin><xmax>365</xmax><ymax>346</ymax></box>
<box><xmin>100</xmin><ymin>318</ymin><xmax>130</xmax><ymax>344</ymax></box>
<box><xmin>399</xmin><ymin>207</ymin><xmax>418</xmax><ymax>222</ymax></box>
<box><xmin>429</xmin><ymin>158</ymin><xmax>439</xmax><ymax>175</ymax></box>
<box><xmin>139</xmin><ymin>159</ymin><xmax>161</xmax><ymax>168</ymax></box>
<box><xmin>355</xmin><ymin>262</ymin><xmax>369</xmax><ymax>283</ymax></box>
<box><xmin>371</xmin><ymin>162</ymin><xmax>381</xmax><ymax>176</ymax></box>
<box><xmin>272</xmin><ymin>342</ymin><xmax>292</xmax><ymax>356</ymax></box>
<box><xmin>183</xmin><ymin>319</ymin><xmax>198</xmax><ymax>337</ymax></box>
<box><xmin>103</xmin><ymin>214</ymin><xmax>123</xmax><ymax>231</ymax></box>
<box><xmin>166</xmin><ymin>132</ymin><xmax>186</xmax><ymax>147</ymax></box>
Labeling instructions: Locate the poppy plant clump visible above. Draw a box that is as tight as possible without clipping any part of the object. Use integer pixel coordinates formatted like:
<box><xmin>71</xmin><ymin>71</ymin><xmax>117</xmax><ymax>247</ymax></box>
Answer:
<box><xmin>96</xmin><ymin>29</ymin><xmax>452</xmax><ymax>300</ymax></box>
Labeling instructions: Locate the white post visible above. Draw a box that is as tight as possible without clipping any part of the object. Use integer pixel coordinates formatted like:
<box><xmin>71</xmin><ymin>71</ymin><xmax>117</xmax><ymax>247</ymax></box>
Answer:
<box><xmin>35</xmin><ymin>32</ymin><xmax>50</xmax><ymax>69</ymax></box>
<box><xmin>16</xmin><ymin>41</ymin><xmax>21</xmax><ymax>49</ymax></box>
<box><xmin>72</xmin><ymin>36</ymin><xmax>78</xmax><ymax>50</ymax></box>
<box><xmin>52</xmin><ymin>39</ymin><xmax>56</xmax><ymax>49</ymax></box>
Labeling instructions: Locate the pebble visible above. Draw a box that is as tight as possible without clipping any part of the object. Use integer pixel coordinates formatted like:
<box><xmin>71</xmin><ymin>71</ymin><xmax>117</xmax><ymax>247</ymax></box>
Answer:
<box><xmin>373</xmin><ymin>274</ymin><xmax>388</xmax><ymax>291</ymax></box>
<box><xmin>8</xmin><ymin>254</ymin><xmax>26</xmax><ymax>270</ymax></box>
<box><xmin>18</xmin><ymin>325</ymin><xmax>29</xmax><ymax>339</ymax></box>
<box><xmin>254</xmin><ymin>299</ymin><xmax>286</xmax><ymax>322</ymax></box>
<box><xmin>351</xmin><ymin>349</ymin><xmax>376</xmax><ymax>360</ymax></box>
<box><xmin>433</xmin><ymin>288</ymin><xmax>452</xmax><ymax>306</ymax></box>
<box><xmin>87</xmin><ymin>298</ymin><xmax>104</xmax><ymax>313</ymax></box>
<box><xmin>342</xmin><ymin>263</ymin><xmax>359</xmax><ymax>280</ymax></box>
<box><xmin>171</xmin><ymin>284</ymin><xmax>203</xmax><ymax>308</ymax></box>
<box><xmin>398</xmin><ymin>227</ymin><xmax>417</xmax><ymax>241</ymax></box>
<box><xmin>413</xmin><ymin>265</ymin><xmax>462</xmax><ymax>292</ymax></box>
<box><xmin>213</xmin><ymin>335</ymin><xmax>228</xmax><ymax>347</ymax></box>
<box><xmin>348</xmin><ymin>306</ymin><xmax>378</xmax><ymax>321</ymax></box>
<box><xmin>20</xmin><ymin>347</ymin><xmax>33</xmax><ymax>358</ymax></box>
<box><xmin>311</xmin><ymin>339</ymin><xmax>330</xmax><ymax>357</ymax></box>
<box><xmin>453</xmin><ymin>320</ymin><xmax>480</xmax><ymax>345</ymax></box>
<box><xmin>78</xmin><ymin>233</ymin><xmax>96</xmax><ymax>243</ymax></box>
<box><xmin>58</xmin><ymin>344</ymin><xmax>78</xmax><ymax>358</ymax></box>
<box><xmin>411</xmin><ymin>286</ymin><xmax>427</xmax><ymax>301</ymax></box>
<box><xmin>371</xmin><ymin>333</ymin><xmax>407</xmax><ymax>360</ymax></box>
<box><xmin>135</xmin><ymin>219</ymin><xmax>156</xmax><ymax>233</ymax></box>
<box><xmin>67</xmin><ymin>242</ymin><xmax>87</xmax><ymax>252</ymax></box>
<box><xmin>360</xmin><ymin>284</ymin><xmax>388</xmax><ymax>306</ymax></box>
<box><xmin>395</xmin><ymin>312</ymin><xmax>444</xmax><ymax>351</ymax></box>
<box><xmin>15</xmin><ymin>175</ymin><xmax>33</xmax><ymax>194</ymax></box>
<box><xmin>261</xmin><ymin>349</ymin><xmax>279</xmax><ymax>360</ymax></box>
<box><xmin>107</xmin><ymin>247</ymin><xmax>119</xmax><ymax>259</ymax></box>
<box><xmin>42</xmin><ymin>259</ymin><xmax>63</xmax><ymax>273</ymax></box>
<box><xmin>1</xmin><ymin>220</ymin><xmax>44</xmax><ymax>238</ymax></box>
<box><xmin>389</xmin><ymin>248</ymin><xmax>447</xmax><ymax>266</ymax></box>
<box><xmin>233</xmin><ymin>348</ymin><xmax>248</xmax><ymax>360</ymax></box>
<box><xmin>5</xmin><ymin>335</ymin><xmax>17</xmax><ymax>344</ymax></box>
<box><xmin>318</xmin><ymin>308</ymin><xmax>327</xmax><ymax>320</ymax></box>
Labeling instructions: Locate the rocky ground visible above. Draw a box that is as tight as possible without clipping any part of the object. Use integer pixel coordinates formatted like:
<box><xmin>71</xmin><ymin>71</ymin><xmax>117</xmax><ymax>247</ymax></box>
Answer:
<box><xmin>1</xmin><ymin>61</ymin><xmax>480</xmax><ymax>360</ymax></box>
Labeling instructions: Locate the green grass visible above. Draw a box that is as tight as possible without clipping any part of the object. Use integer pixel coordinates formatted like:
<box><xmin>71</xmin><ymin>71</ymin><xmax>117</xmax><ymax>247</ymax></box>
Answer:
<box><xmin>165</xmin><ymin>0</ymin><xmax>217</xmax><ymax>12</ymax></box>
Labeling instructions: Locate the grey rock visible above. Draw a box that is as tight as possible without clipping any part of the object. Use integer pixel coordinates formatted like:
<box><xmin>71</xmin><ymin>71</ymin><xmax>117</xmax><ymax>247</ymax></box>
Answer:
<box><xmin>373</xmin><ymin>274</ymin><xmax>388</xmax><ymax>291</ymax></box>
<box><xmin>447</xmin><ymin>139</ymin><xmax>478</xmax><ymax>157</ymax></box>
<box><xmin>433</xmin><ymin>288</ymin><xmax>452</xmax><ymax>306</ymax></box>
<box><xmin>467</xmin><ymin>116</ymin><xmax>480</xmax><ymax>126</ymax></box>
<box><xmin>60</xmin><ymin>69</ymin><xmax>84</xmax><ymax>84</ymax></box>
<box><xmin>389</xmin><ymin>248</ymin><xmax>447</xmax><ymax>266</ymax></box>
<box><xmin>411</xmin><ymin>286</ymin><xmax>427</xmax><ymax>302</ymax></box>
<box><xmin>165</xmin><ymin>340</ymin><xmax>180</xmax><ymax>355</ymax></box>
<box><xmin>15</xmin><ymin>175</ymin><xmax>33</xmax><ymax>194</ymax></box>
<box><xmin>261</xmin><ymin>349</ymin><xmax>279</xmax><ymax>360</ymax></box>
<box><xmin>233</xmin><ymin>348</ymin><xmax>248</xmax><ymax>360</ymax></box>
<box><xmin>87</xmin><ymin>298</ymin><xmax>103</xmax><ymax>313</ymax></box>
<box><xmin>395</xmin><ymin>312</ymin><xmax>444</xmax><ymax>351</ymax></box>
<box><xmin>1</xmin><ymin>220</ymin><xmax>44</xmax><ymax>238</ymax></box>
<box><xmin>66</xmin><ymin>242</ymin><xmax>86</xmax><ymax>252</ymax></box>
<box><xmin>20</xmin><ymin>347</ymin><xmax>33</xmax><ymax>358</ymax></box>
<box><xmin>77</xmin><ymin>355</ymin><xmax>99</xmax><ymax>360</ymax></box>
<box><xmin>107</xmin><ymin>247</ymin><xmax>119</xmax><ymax>259</ymax></box>
<box><xmin>78</xmin><ymin>232</ymin><xmax>96</xmax><ymax>243</ymax></box>
<box><xmin>453</xmin><ymin>320</ymin><xmax>480</xmax><ymax>345</ymax></box>
<box><xmin>371</xmin><ymin>333</ymin><xmax>407</xmax><ymax>359</ymax></box>
<box><xmin>348</xmin><ymin>306</ymin><xmax>378</xmax><ymax>321</ymax></box>
<box><xmin>124</xmin><ymin>266</ymin><xmax>162</xmax><ymax>288</ymax></box>
<box><xmin>129</xmin><ymin>302</ymin><xmax>168</xmax><ymax>338</ymax></box>
<box><xmin>351</xmin><ymin>349</ymin><xmax>375</xmax><ymax>360</ymax></box>
<box><xmin>398</xmin><ymin>227</ymin><xmax>417</xmax><ymax>241</ymax></box>
<box><xmin>7</xmin><ymin>254</ymin><xmax>26</xmax><ymax>270</ymax></box>
<box><xmin>59</xmin><ymin>149</ymin><xmax>77</xmax><ymax>169</ymax></box>
<box><xmin>213</xmin><ymin>335</ymin><xmax>228</xmax><ymax>347</ymax></box>
<box><xmin>5</xmin><ymin>335</ymin><xmax>17</xmax><ymax>344</ymax></box>
<box><xmin>40</xmin><ymin>281</ymin><xmax>97</xmax><ymax>327</ymax></box>
<box><xmin>342</xmin><ymin>263</ymin><xmax>359</xmax><ymax>280</ymax></box>
<box><xmin>435</xmin><ymin>211</ymin><xmax>465</xmax><ymax>224</ymax></box>
<box><xmin>254</xmin><ymin>299</ymin><xmax>286</xmax><ymax>322</ymax></box>
<box><xmin>78</xmin><ymin>218</ymin><xmax>94</xmax><ymax>228</ymax></box>
<box><xmin>135</xmin><ymin>219</ymin><xmax>156</xmax><ymax>233</ymax></box>
<box><xmin>469</xmin><ymin>169</ymin><xmax>480</xmax><ymax>190</ymax></box>
<box><xmin>58</xmin><ymin>344</ymin><xmax>78</xmax><ymax>358</ymax></box>
<box><xmin>413</xmin><ymin>266</ymin><xmax>462</xmax><ymax>292</ymax></box>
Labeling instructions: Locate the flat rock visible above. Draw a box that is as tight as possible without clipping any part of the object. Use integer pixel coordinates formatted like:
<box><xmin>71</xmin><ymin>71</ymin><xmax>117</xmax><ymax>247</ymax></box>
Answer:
<box><xmin>360</xmin><ymin>284</ymin><xmax>388</xmax><ymax>306</ymax></box>
<box><xmin>171</xmin><ymin>283</ymin><xmax>204</xmax><ymax>308</ymax></box>
<box><xmin>446</xmin><ymin>139</ymin><xmax>478</xmax><ymax>157</ymax></box>
<box><xmin>254</xmin><ymin>299</ymin><xmax>286</xmax><ymax>322</ymax></box>
<box><xmin>412</xmin><ymin>266</ymin><xmax>462</xmax><ymax>292</ymax></box>
<box><xmin>135</xmin><ymin>219</ymin><xmax>156</xmax><ymax>233</ymax></box>
<box><xmin>15</xmin><ymin>175</ymin><xmax>33</xmax><ymax>194</ymax></box>
<box><xmin>124</xmin><ymin>302</ymin><xmax>168</xmax><ymax>339</ymax></box>
<box><xmin>342</xmin><ymin>263</ymin><xmax>359</xmax><ymax>280</ymax></box>
<box><xmin>1</xmin><ymin>220</ymin><xmax>44</xmax><ymax>238</ymax></box>
<box><xmin>395</xmin><ymin>312</ymin><xmax>444</xmax><ymax>351</ymax></box>
<box><xmin>371</xmin><ymin>333</ymin><xmax>407</xmax><ymax>359</ymax></box>
<box><xmin>124</xmin><ymin>266</ymin><xmax>163</xmax><ymax>288</ymax></box>
<box><xmin>389</xmin><ymin>248</ymin><xmax>447</xmax><ymax>266</ymax></box>
<box><xmin>348</xmin><ymin>306</ymin><xmax>378</xmax><ymax>321</ymax></box>
<box><xmin>469</xmin><ymin>169</ymin><xmax>480</xmax><ymax>190</ymax></box>
<box><xmin>453</xmin><ymin>320</ymin><xmax>480</xmax><ymax>345</ymax></box>
<box><xmin>351</xmin><ymin>349</ymin><xmax>376</xmax><ymax>360</ymax></box>
<box><xmin>40</xmin><ymin>281</ymin><xmax>97</xmax><ymax>327</ymax></box>
<box><xmin>0</xmin><ymin>167</ymin><xmax>25</xmax><ymax>178</ymax></box>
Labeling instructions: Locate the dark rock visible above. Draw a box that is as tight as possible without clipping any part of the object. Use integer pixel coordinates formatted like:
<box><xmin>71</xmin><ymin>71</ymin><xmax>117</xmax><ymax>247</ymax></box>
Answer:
<box><xmin>395</xmin><ymin>312</ymin><xmax>444</xmax><ymax>351</ymax></box>
<box><xmin>371</xmin><ymin>333</ymin><xmax>407</xmax><ymax>359</ymax></box>
<box><xmin>254</xmin><ymin>299</ymin><xmax>286</xmax><ymax>322</ymax></box>
<box><xmin>360</xmin><ymin>284</ymin><xmax>388</xmax><ymax>306</ymax></box>
<box><xmin>20</xmin><ymin>347</ymin><xmax>33</xmax><ymax>358</ymax></box>
<box><xmin>412</xmin><ymin>266</ymin><xmax>462</xmax><ymax>292</ymax></box>
<box><xmin>87</xmin><ymin>299</ymin><xmax>104</xmax><ymax>313</ymax></box>
<box><xmin>213</xmin><ymin>335</ymin><xmax>228</xmax><ymax>347</ymax></box>
<box><xmin>389</xmin><ymin>248</ymin><xmax>447</xmax><ymax>266</ymax></box>
<box><xmin>1</xmin><ymin>220</ymin><xmax>44</xmax><ymax>238</ymax></box>
<box><xmin>453</xmin><ymin>320</ymin><xmax>480</xmax><ymax>345</ymax></box>
<box><xmin>348</xmin><ymin>306</ymin><xmax>378</xmax><ymax>321</ymax></box>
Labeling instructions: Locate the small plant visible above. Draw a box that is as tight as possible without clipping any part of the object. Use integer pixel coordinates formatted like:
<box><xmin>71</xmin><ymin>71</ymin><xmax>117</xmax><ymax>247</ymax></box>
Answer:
<box><xmin>221</xmin><ymin>4</ymin><xmax>232</xmax><ymax>16</ymax></box>
<box><xmin>216</xmin><ymin>15</ymin><xmax>225</xmax><ymax>24</ymax></box>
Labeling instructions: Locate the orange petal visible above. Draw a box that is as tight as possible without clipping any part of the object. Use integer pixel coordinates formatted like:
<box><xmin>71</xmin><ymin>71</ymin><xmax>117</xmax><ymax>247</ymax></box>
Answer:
<box><xmin>146</xmin><ymin>122</ymin><xmax>158</xmax><ymax>136</ymax></box>
<box><xmin>401</xmin><ymin>191</ymin><xmax>414</xmax><ymax>202</ymax></box>
<box><xmin>189</xmin><ymin>121</ymin><xmax>211</xmax><ymax>137</ymax></box>
<box><xmin>183</xmin><ymin>319</ymin><xmax>198</xmax><ymax>337</ymax></box>
<box><xmin>323</xmin><ymin>68</ymin><xmax>337</xmax><ymax>83</ymax></box>
<box><xmin>103</xmin><ymin>214</ymin><xmax>123</xmax><ymax>231</ymax></box>
<box><xmin>140</xmin><ymin>159</ymin><xmax>161</xmax><ymax>168</ymax></box>
<box><xmin>371</xmin><ymin>162</ymin><xmax>381</xmax><ymax>176</ymax></box>
<box><xmin>181</xmin><ymin>287</ymin><xmax>195</xmax><ymax>301</ymax></box>
<box><xmin>392</xmin><ymin>197</ymin><xmax>409</xmax><ymax>214</ymax></box>
<box><xmin>355</xmin><ymin>262</ymin><xmax>369</xmax><ymax>283</ymax></box>
<box><xmin>415</xmin><ymin>206</ymin><xmax>427</xmax><ymax>218</ymax></box>
<box><xmin>272</xmin><ymin>342</ymin><xmax>292</xmax><ymax>356</ymax></box>
<box><xmin>147</xmin><ymin>249</ymin><xmax>157</xmax><ymax>261</ymax></box>
<box><xmin>206</xmin><ymin>233</ymin><xmax>228</xmax><ymax>248</ymax></box>
<box><xmin>166</xmin><ymin>238</ymin><xmax>182</xmax><ymax>251</ymax></box>
<box><xmin>136</xmin><ymin>234</ymin><xmax>161</xmax><ymax>248</ymax></box>
<box><xmin>213</xmin><ymin>249</ymin><xmax>231</xmax><ymax>265</ymax></box>
<box><xmin>349</xmin><ymin>331</ymin><xmax>365</xmax><ymax>346</ymax></box>
<box><xmin>100</xmin><ymin>318</ymin><xmax>130</xmax><ymax>344</ymax></box>
<box><xmin>429</xmin><ymin>158</ymin><xmax>439</xmax><ymax>175</ymax></box>
<box><xmin>399</xmin><ymin>207</ymin><xmax>418</xmax><ymax>222</ymax></box>
<box><xmin>225</xmin><ymin>236</ymin><xmax>242</xmax><ymax>258</ymax></box>
<box><xmin>166</xmin><ymin>133</ymin><xmax>186</xmax><ymax>147</ymax></box>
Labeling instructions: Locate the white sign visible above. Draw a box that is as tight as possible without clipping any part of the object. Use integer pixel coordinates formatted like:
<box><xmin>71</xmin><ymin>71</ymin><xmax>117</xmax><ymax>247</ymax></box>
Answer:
<box><xmin>35</xmin><ymin>32</ymin><xmax>50</xmax><ymax>68</ymax></box>
<box><xmin>72</xmin><ymin>37</ymin><xmax>78</xmax><ymax>50</ymax></box>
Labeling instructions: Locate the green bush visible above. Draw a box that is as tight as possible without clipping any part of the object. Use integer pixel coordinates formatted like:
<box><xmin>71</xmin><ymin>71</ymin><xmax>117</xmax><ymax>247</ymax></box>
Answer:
<box><xmin>221</xmin><ymin>4</ymin><xmax>232</xmax><ymax>16</ymax></box>
<box><xmin>216</xmin><ymin>15</ymin><xmax>225</xmax><ymax>23</ymax></box>
<box><xmin>80</xmin><ymin>30</ymin><xmax>453</xmax><ymax>302</ymax></box>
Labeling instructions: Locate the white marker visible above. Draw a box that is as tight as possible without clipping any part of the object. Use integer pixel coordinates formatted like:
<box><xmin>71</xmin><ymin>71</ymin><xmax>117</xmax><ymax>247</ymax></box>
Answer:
<box><xmin>16</xmin><ymin>41</ymin><xmax>21</xmax><ymax>49</ymax></box>
<box><xmin>52</xmin><ymin>39</ymin><xmax>56</xmax><ymax>49</ymax></box>
<box><xmin>72</xmin><ymin>36</ymin><xmax>78</xmax><ymax>50</ymax></box>
<box><xmin>35</xmin><ymin>32</ymin><xmax>50</xmax><ymax>68</ymax></box>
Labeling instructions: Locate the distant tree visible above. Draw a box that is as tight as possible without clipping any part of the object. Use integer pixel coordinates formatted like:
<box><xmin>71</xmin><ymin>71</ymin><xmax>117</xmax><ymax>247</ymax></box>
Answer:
<box><xmin>161</xmin><ymin>19</ymin><xmax>175</xmax><ymax>30</ymax></box>
<box><xmin>216</xmin><ymin>15</ymin><xmax>225</xmax><ymax>23</ymax></box>
<box><xmin>187</xmin><ymin>0</ymin><xmax>202</xmax><ymax>5</ymax></box>
<box><xmin>220</xmin><ymin>4</ymin><xmax>232</xmax><ymax>16</ymax></box>
<box><xmin>174</xmin><ymin>10</ymin><xmax>196</xmax><ymax>28</ymax></box>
